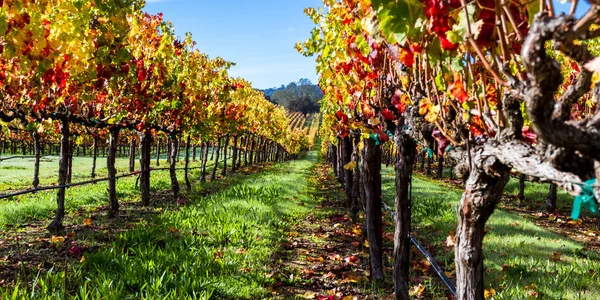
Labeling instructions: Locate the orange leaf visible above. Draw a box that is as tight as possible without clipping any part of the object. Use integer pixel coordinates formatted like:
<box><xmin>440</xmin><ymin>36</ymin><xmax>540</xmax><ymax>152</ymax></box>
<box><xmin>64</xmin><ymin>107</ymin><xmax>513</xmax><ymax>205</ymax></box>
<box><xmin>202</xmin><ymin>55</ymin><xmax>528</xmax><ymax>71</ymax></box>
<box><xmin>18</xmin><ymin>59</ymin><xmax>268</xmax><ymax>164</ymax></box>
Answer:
<box><xmin>449</xmin><ymin>73</ymin><xmax>469</xmax><ymax>103</ymax></box>
<box><xmin>446</xmin><ymin>230</ymin><xmax>456</xmax><ymax>247</ymax></box>
<box><xmin>83</xmin><ymin>218</ymin><xmax>93</xmax><ymax>226</ymax></box>
<box><xmin>484</xmin><ymin>288</ymin><xmax>497</xmax><ymax>298</ymax></box>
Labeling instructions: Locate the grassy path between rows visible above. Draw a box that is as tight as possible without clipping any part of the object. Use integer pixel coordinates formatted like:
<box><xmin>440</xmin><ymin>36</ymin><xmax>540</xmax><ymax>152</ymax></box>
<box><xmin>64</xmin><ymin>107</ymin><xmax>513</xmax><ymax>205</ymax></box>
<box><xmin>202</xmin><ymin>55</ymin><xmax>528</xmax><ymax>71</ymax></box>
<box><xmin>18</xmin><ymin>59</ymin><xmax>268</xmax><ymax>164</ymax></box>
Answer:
<box><xmin>2</xmin><ymin>152</ymin><xmax>600</xmax><ymax>299</ymax></box>
<box><xmin>1</xmin><ymin>152</ymin><xmax>319</xmax><ymax>299</ymax></box>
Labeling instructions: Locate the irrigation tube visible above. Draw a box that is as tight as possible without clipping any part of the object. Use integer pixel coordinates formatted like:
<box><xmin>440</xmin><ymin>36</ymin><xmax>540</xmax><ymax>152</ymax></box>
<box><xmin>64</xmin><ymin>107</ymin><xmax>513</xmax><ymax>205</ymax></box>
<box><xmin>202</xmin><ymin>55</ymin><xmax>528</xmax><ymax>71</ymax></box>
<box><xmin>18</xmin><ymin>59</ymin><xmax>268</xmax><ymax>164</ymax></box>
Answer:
<box><xmin>381</xmin><ymin>201</ymin><xmax>457</xmax><ymax>296</ymax></box>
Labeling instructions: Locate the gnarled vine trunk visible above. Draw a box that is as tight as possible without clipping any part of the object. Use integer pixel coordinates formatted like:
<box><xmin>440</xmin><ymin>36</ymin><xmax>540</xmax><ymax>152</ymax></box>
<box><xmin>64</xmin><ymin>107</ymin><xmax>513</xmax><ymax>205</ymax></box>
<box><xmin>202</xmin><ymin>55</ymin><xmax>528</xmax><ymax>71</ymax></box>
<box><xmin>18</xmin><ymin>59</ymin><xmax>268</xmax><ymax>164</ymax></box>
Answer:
<box><xmin>455</xmin><ymin>150</ymin><xmax>509</xmax><ymax>299</ymax></box>
<box><xmin>362</xmin><ymin>138</ymin><xmax>384</xmax><ymax>282</ymax></box>
<box><xmin>139</xmin><ymin>130</ymin><xmax>152</xmax><ymax>206</ymax></box>
<box><xmin>185</xmin><ymin>135</ymin><xmax>192</xmax><ymax>191</ymax></box>
<box><xmin>169</xmin><ymin>135</ymin><xmax>180</xmax><ymax>200</ymax></box>
<box><xmin>47</xmin><ymin>119</ymin><xmax>70</xmax><ymax>233</ymax></box>
<box><xmin>392</xmin><ymin>129</ymin><xmax>416</xmax><ymax>300</ymax></box>
<box><xmin>108</xmin><ymin>127</ymin><xmax>120</xmax><ymax>217</ymax></box>
<box><xmin>32</xmin><ymin>131</ymin><xmax>40</xmax><ymax>188</ymax></box>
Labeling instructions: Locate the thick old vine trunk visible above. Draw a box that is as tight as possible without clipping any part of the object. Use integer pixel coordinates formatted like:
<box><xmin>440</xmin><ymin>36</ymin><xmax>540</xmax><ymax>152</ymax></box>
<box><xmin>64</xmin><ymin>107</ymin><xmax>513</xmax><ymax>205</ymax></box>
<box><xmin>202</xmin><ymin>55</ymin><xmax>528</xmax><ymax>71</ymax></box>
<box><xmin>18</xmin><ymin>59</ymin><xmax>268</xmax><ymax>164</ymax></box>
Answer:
<box><xmin>437</xmin><ymin>154</ymin><xmax>444</xmax><ymax>179</ymax></box>
<box><xmin>362</xmin><ymin>138</ymin><xmax>384</xmax><ymax>282</ymax></box>
<box><xmin>200</xmin><ymin>141</ymin><xmax>209</xmax><ymax>182</ymax></box>
<box><xmin>156</xmin><ymin>138</ymin><xmax>160</xmax><ymax>166</ymax></box>
<box><xmin>547</xmin><ymin>183</ymin><xmax>557</xmax><ymax>213</ymax></box>
<box><xmin>232</xmin><ymin>135</ymin><xmax>238</xmax><ymax>173</ymax></box>
<box><xmin>32</xmin><ymin>131</ymin><xmax>41</xmax><ymax>188</ymax></box>
<box><xmin>222</xmin><ymin>135</ymin><xmax>230</xmax><ymax>176</ymax></box>
<box><xmin>455</xmin><ymin>150</ymin><xmax>510</xmax><ymax>299</ymax></box>
<box><xmin>210</xmin><ymin>142</ymin><xmax>215</xmax><ymax>161</ymax></box>
<box><xmin>129</xmin><ymin>137</ymin><xmax>135</xmax><ymax>172</ymax></box>
<box><xmin>192</xmin><ymin>144</ymin><xmax>197</xmax><ymax>161</ymax></box>
<box><xmin>212</xmin><ymin>138</ymin><xmax>222</xmax><ymax>179</ymax></box>
<box><xmin>66</xmin><ymin>141</ymin><xmax>73</xmax><ymax>184</ymax></box>
<box><xmin>392</xmin><ymin>130</ymin><xmax>416</xmax><ymax>300</ymax></box>
<box><xmin>185</xmin><ymin>135</ymin><xmax>192</xmax><ymax>191</ymax></box>
<box><xmin>91</xmin><ymin>135</ymin><xmax>98</xmax><ymax>178</ymax></box>
<box><xmin>48</xmin><ymin>120</ymin><xmax>70</xmax><ymax>232</ymax></box>
<box><xmin>517</xmin><ymin>174</ymin><xmax>526</xmax><ymax>205</ymax></box>
<box><xmin>139</xmin><ymin>130</ymin><xmax>152</xmax><ymax>206</ymax></box>
<box><xmin>169</xmin><ymin>135</ymin><xmax>180</xmax><ymax>200</ymax></box>
<box><xmin>248</xmin><ymin>137</ymin><xmax>255</xmax><ymax>166</ymax></box>
<box><xmin>244</xmin><ymin>136</ymin><xmax>249</xmax><ymax>166</ymax></box>
<box><xmin>108</xmin><ymin>127</ymin><xmax>120</xmax><ymax>217</ymax></box>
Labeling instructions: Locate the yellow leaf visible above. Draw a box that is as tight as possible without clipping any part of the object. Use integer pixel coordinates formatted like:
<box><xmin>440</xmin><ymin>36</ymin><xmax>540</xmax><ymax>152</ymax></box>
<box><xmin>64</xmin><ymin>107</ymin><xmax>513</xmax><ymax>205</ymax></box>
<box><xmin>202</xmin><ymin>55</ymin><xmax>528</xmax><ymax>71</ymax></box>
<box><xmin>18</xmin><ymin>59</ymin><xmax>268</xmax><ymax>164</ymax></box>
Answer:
<box><xmin>363</xmin><ymin>240</ymin><xmax>369</xmax><ymax>248</ymax></box>
<box><xmin>342</xmin><ymin>296</ymin><xmax>355</xmax><ymax>300</ymax></box>
<box><xmin>51</xmin><ymin>236</ymin><xmax>65</xmax><ymax>243</ymax></box>
<box><xmin>409</xmin><ymin>283</ymin><xmax>425</xmax><ymax>296</ymax></box>
<box><xmin>302</xmin><ymin>291</ymin><xmax>317</xmax><ymax>299</ymax></box>
<box><xmin>80</xmin><ymin>256</ymin><xmax>85</xmax><ymax>263</ymax></box>
<box><xmin>484</xmin><ymin>288</ymin><xmax>497</xmax><ymax>298</ymax></box>
<box><xmin>368</xmin><ymin>117</ymin><xmax>380</xmax><ymax>126</ymax></box>
<box><xmin>343</xmin><ymin>161</ymin><xmax>357</xmax><ymax>170</ymax></box>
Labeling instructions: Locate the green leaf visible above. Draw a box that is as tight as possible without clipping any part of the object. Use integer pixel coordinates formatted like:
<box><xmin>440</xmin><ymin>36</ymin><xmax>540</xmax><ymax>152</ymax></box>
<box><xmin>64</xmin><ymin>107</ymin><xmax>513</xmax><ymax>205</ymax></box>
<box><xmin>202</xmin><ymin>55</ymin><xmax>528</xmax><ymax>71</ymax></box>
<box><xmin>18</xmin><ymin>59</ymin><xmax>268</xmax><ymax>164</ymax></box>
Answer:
<box><xmin>527</xmin><ymin>0</ymin><xmax>541</xmax><ymax>24</ymax></box>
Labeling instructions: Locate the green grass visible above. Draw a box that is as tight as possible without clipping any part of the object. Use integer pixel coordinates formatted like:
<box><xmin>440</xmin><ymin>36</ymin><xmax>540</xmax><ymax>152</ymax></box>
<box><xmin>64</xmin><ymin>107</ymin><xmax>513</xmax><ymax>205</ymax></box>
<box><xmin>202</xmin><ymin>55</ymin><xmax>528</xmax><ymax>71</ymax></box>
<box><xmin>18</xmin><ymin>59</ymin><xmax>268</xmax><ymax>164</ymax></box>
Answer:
<box><xmin>381</xmin><ymin>167</ymin><xmax>600</xmax><ymax>299</ymax></box>
<box><xmin>0</xmin><ymin>152</ymin><xmax>318</xmax><ymax>299</ymax></box>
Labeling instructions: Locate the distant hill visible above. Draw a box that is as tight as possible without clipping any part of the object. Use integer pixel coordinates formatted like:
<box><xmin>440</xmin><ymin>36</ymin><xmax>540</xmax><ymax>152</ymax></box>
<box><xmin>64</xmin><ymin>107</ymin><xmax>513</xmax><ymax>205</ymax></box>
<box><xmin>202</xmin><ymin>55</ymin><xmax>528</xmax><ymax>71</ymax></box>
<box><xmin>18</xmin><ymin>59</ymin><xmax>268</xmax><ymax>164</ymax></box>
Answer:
<box><xmin>260</xmin><ymin>78</ymin><xmax>323</xmax><ymax>114</ymax></box>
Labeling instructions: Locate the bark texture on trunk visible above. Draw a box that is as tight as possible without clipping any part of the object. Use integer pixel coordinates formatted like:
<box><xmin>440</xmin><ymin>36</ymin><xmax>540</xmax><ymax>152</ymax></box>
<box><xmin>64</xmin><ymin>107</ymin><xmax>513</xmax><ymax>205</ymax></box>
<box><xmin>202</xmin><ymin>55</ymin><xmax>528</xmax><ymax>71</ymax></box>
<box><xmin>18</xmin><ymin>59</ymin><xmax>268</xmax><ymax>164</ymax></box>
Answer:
<box><xmin>517</xmin><ymin>174</ymin><xmax>526</xmax><ymax>205</ymax></box>
<box><xmin>108</xmin><ymin>128</ymin><xmax>120</xmax><ymax>217</ymax></box>
<box><xmin>232</xmin><ymin>135</ymin><xmax>238</xmax><ymax>172</ymax></box>
<box><xmin>362</xmin><ymin>138</ymin><xmax>384</xmax><ymax>282</ymax></box>
<box><xmin>547</xmin><ymin>182</ymin><xmax>557</xmax><ymax>213</ymax></box>
<box><xmin>169</xmin><ymin>136</ymin><xmax>180</xmax><ymax>200</ymax></box>
<box><xmin>392</xmin><ymin>130</ymin><xmax>416</xmax><ymax>300</ymax></box>
<box><xmin>222</xmin><ymin>135</ymin><xmax>230</xmax><ymax>176</ymax></box>
<box><xmin>185</xmin><ymin>135</ymin><xmax>192</xmax><ymax>191</ymax></box>
<box><xmin>139</xmin><ymin>130</ymin><xmax>152</xmax><ymax>206</ymax></box>
<box><xmin>156</xmin><ymin>138</ymin><xmax>160</xmax><ymax>166</ymax></box>
<box><xmin>455</xmin><ymin>149</ymin><xmax>510</xmax><ymax>299</ymax></box>
<box><xmin>212</xmin><ymin>138</ymin><xmax>222</xmax><ymax>180</ymax></box>
<box><xmin>91</xmin><ymin>135</ymin><xmax>98</xmax><ymax>178</ymax></box>
<box><xmin>129</xmin><ymin>138</ymin><xmax>136</xmax><ymax>172</ymax></box>
<box><xmin>32</xmin><ymin>131</ymin><xmax>41</xmax><ymax>188</ymax></box>
<box><xmin>200</xmin><ymin>141</ymin><xmax>209</xmax><ymax>182</ymax></box>
<box><xmin>47</xmin><ymin>120</ymin><xmax>70</xmax><ymax>233</ymax></box>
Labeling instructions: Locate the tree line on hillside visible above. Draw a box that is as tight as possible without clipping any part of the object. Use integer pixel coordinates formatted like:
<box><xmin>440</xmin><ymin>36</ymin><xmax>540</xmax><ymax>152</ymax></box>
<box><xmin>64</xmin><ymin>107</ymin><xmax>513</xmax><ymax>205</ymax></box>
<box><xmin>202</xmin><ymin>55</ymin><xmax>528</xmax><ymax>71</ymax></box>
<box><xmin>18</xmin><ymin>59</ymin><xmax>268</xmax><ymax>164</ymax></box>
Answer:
<box><xmin>261</xmin><ymin>78</ymin><xmax>323</xmax><ymax>114</ymax></box>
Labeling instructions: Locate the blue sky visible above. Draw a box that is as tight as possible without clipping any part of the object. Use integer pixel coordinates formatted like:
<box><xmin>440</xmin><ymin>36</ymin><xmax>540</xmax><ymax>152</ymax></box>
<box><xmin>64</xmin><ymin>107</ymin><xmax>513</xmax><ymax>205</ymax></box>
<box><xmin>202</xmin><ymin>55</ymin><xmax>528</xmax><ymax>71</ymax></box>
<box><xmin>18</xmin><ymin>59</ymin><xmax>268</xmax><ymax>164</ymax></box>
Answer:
<box><xmin>143</xmin><ymin>0</ymin><xmax>591</xmax><ymax>89</ymax></box>
<box><xmin>143</xmin><ymin>0</ymin><xmax>323</xmax><ymax>89</ymax></box>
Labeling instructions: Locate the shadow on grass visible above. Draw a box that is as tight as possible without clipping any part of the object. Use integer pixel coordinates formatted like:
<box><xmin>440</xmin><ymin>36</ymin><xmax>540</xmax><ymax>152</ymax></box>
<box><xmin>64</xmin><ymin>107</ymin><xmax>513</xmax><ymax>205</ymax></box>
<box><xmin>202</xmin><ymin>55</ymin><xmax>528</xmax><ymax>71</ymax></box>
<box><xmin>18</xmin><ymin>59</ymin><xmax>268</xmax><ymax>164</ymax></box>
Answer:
<box><xmin>0</xmin><ymin>152</ymin><xmax>320</xmax><ymax>299</ymax></box>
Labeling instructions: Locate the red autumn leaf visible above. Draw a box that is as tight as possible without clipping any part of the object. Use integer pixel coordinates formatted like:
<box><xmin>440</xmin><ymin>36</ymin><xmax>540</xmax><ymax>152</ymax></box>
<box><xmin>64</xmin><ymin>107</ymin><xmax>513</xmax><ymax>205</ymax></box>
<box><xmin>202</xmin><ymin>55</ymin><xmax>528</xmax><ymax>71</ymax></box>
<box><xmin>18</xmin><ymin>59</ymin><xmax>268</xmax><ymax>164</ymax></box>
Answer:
<box><xmin>449</xmin><ymin>73</ymin><xmax>468</xmax><ymax>103</ymax></box>
<box><xmin>399</xmin><ymin>47</ymin><xmax>414</xmax><ymax>67</ymax></box>
<box><xmin>382</xmin><ymin>108</ymin><xmax>395</xmax><ymax>121</ymax></box>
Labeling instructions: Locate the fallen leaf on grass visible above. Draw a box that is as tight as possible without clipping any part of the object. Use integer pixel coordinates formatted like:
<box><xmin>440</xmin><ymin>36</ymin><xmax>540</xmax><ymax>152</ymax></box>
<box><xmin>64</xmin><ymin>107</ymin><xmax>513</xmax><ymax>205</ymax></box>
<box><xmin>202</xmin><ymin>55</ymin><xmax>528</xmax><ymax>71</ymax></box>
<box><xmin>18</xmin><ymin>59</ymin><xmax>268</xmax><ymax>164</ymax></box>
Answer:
<box><xmin>340</xmin><ymin>274</ymin><xmax>361</xmax><ymax>283</ymax></box>
<box><xmin>302</xmin><ymin>291</ymin><xmax>317</xmax><ymax>299</ymax></box>
<box><xmin>484</xmin><ymin>288</ymin><xmax>496</xmax><ymax>298</ymax></box>
<box><xmin>235</xmin><ymin>248</ymin><xmax>248</xmax><ymax>254</ymax></box>
<box><xmin>344</xmin><ymin>255</ymin><xmax>359</xmax><ymax>263</ymax></box>
<box><xmin>446</xmin><ymin>230</ymin><xmax>456</xmax><ymax>247</ymax></box>
<box><xmin>51</xmin><ymin>236</ymin><xmax>65</xmax><ymax>243</ymax></box>
<box><xmin>213</xmin><ymin>251</ymin><xmax>223</xmax><ymax>261</ymax></box>
<box><xmin>307</xmin><ymin>256</ymin><xmax>325</xmax><ymax>263</ymax></box>
<box><xmin>324</xmin><ymin>271</ymin><xmax>336</xmax><ymax>279</ymax></box>
<box><xmin>551</xmin><ymin>251</ymin><xmax>561</xmax><ymax>262</ymax></box>
<box><xmin>524</xmin><ymin>283</ymin><xmax>539</xmax><ymax>297</ymax></box>
<box><xmin>409</xmin><ymin>283</ymin><xmax>425</xmax><ymax>296</ymax></box>
<box><xmin>83</xmin><ymin>218</ymin><xmax>93</xmax><ymax>226</ymax></box>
